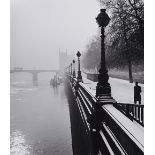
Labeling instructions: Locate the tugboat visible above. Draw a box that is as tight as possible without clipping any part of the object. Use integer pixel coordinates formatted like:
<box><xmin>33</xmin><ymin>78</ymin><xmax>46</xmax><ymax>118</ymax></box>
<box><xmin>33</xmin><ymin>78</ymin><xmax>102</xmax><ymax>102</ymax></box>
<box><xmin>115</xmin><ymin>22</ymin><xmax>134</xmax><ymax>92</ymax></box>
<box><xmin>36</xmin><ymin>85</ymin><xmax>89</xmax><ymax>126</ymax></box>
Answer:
<box><xmin>50</xmin><ymin>78</ymin><xmax>53</xmax><ymax>86</ymax></box>
<box><xmin>58</xmin><ymin>76</ymin><xmax>63</xmax><ymax>84</ymax></box>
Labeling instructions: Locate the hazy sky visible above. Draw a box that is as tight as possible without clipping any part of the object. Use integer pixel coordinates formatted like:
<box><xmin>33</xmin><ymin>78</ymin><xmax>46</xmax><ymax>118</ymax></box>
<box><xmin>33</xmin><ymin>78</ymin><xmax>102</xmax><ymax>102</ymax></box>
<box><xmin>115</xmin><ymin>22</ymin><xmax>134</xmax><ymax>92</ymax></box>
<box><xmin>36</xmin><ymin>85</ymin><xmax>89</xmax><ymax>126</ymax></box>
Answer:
<box><xmin>10</xmin><ymin>0</ymin><xmax>100</xmax><ymax>69</ymax></box>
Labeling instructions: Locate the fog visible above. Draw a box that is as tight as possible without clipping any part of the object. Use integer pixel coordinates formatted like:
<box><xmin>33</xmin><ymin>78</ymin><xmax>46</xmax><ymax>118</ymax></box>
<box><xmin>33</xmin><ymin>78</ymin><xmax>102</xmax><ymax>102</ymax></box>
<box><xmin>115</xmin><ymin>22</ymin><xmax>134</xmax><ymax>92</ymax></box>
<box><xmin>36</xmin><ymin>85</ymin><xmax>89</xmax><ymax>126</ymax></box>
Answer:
<box><xmin>10</xmin><ymin>0</ymin><xmax>100</xmax><ymax>70</ymax></box>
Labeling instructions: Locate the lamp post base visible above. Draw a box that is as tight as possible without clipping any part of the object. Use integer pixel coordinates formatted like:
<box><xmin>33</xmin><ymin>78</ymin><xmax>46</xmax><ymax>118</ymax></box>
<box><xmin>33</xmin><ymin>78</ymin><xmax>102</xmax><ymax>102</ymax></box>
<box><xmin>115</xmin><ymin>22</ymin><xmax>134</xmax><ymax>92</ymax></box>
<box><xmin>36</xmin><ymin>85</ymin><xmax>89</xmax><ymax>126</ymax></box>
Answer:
<box><xmin>77</xmin><ymin>71</ymin><xmax>83</xmax><ymax>82</ymax></box>
<box><xmin>96</xmin><ymin>69</ymin><xmax>111</xmax><ymax>97</ymax></box>
<box><xmin>96</xmin><ymin>82</ymin><xmax>116</xmax><ymax>105</ymax></box>
<box><xmin>96</xmin><ymin>83</ymin><xmax>111</xmax><ymax>97</ymax></box>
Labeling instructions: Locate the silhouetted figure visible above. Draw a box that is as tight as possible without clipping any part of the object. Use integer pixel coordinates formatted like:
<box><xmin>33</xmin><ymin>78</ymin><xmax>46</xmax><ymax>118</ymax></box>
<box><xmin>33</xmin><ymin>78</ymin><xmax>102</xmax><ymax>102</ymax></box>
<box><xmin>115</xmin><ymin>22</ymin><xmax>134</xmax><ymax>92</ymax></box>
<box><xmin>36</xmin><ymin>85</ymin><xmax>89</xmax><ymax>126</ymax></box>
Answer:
<box><xmin>134</xmin><ymin>82</ymin><xmax>141</xmax><ymax>104</ymax></box>
<box><xmin>87</xmin><ymin>104</ymin><xmax>103</xmax><ymax>155</ymax></box>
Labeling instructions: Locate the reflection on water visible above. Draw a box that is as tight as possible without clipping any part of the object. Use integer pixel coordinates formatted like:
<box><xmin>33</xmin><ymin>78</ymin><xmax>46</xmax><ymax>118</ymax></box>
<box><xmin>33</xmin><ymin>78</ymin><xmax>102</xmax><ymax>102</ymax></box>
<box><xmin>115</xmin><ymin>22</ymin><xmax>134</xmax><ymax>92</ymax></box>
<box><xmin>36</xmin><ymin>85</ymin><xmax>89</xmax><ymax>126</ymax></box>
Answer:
<box><xmin>11</xmin><ymin>130</ymin><xmax>31</xmax><ymax>155</ymax></box>
<box><xmin>10</xmin><ymin>74</ymin><xmax>72</xmax><ymax>155</ymax></box>
<box><xmin>33</xmin><ymin>81</ymin><xmax>38</xmax><ymax>87</ymax></box>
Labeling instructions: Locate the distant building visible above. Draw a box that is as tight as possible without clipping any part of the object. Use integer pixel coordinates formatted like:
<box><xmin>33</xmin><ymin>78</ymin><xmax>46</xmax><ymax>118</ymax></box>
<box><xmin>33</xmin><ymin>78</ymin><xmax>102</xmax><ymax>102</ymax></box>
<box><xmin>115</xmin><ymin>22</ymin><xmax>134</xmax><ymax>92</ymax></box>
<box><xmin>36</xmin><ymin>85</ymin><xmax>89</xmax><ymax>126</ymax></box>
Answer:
<box><xmin>59</xmin><ymin>51</ymin><xmax>75</xmax><ymax>73</ymax></box>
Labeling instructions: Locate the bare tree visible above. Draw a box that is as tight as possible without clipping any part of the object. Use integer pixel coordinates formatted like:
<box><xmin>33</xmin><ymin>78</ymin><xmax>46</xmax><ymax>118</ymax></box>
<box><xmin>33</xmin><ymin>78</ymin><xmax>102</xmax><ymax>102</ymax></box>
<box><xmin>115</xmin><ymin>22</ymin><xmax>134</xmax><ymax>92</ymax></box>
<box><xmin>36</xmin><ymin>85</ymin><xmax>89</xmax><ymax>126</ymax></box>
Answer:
<box><xmin>99</xmin><ymin>0</ymin><xmax>144</xmax><ymax>82</ymax></box>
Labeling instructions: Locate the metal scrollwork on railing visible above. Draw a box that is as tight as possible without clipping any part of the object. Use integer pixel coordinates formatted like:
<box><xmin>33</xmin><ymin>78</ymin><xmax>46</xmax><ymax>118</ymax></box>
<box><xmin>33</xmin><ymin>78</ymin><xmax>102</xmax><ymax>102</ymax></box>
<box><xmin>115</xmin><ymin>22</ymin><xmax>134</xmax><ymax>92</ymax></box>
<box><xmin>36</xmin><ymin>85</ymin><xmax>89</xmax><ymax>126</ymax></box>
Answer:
<box><xmin>66</xmin><ymin>74</ymin><xmax>144</xmax><ymax>155</ymax></box>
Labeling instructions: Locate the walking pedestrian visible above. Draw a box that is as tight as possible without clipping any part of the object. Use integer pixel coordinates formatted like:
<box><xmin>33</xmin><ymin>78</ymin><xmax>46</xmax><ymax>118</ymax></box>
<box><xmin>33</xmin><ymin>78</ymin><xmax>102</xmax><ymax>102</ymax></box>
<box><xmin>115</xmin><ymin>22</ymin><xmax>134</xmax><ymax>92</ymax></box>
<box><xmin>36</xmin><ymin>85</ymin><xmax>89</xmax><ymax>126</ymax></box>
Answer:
<box><xmin>134</xmin><ymin>82</ymin><xmax>142</xmax><ymax>104</ymax></box>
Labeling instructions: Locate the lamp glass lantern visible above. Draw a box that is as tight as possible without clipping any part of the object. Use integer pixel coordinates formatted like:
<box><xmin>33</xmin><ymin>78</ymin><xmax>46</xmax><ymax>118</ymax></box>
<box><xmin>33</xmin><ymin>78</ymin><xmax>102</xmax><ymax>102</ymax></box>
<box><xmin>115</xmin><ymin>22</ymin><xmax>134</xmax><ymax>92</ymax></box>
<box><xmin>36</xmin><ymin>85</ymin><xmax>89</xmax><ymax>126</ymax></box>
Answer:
<box><xmin>96</xmin><ymin>9</ymin><xmax>110</xmax><ymax>28</ymax></box>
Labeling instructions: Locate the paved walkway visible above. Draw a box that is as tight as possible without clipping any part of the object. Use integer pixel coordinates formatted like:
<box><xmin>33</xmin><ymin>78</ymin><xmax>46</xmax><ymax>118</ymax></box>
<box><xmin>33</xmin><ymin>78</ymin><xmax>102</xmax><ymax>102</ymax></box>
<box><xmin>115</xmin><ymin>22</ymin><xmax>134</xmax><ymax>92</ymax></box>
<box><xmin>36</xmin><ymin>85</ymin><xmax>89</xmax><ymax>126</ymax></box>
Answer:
<box><xmin>81</xmin><ymin>76</ymin><xmax>144</xmax><ymax>105</ymax></box>
<box><xmin>80</xmin><ymin>77</ymin><xmax>144</xmax><ymax>149</ymax></box>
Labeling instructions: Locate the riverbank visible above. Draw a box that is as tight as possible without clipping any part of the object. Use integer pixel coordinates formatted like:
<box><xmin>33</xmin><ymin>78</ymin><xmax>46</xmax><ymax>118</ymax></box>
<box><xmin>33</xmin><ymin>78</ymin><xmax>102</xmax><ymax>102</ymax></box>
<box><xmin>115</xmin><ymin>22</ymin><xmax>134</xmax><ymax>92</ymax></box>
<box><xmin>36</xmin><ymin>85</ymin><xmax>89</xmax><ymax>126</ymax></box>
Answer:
<box><xmin>108</xmin><ymin>64</ymin><xmax>144</xmax><ymax>84</ymax></box>
<box><xmin>109</xmin><ymin>69</ymin><xmax>144</xmax><ymax>84</ymax></box>
<box><xmin>83</xmin><ymin>64</ymin><xmax>144</xmax><ymax>84</ymax></box>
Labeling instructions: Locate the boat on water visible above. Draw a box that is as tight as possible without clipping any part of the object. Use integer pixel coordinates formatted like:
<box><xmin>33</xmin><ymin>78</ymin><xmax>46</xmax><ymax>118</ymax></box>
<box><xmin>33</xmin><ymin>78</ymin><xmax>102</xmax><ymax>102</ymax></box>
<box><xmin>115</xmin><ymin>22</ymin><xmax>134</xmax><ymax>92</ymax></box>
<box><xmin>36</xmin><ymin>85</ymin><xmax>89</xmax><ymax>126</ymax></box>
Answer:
<box><xmin>50</xmin><ymin>75</ymin><xmax>63</xmax><ymax>86</ymax></box>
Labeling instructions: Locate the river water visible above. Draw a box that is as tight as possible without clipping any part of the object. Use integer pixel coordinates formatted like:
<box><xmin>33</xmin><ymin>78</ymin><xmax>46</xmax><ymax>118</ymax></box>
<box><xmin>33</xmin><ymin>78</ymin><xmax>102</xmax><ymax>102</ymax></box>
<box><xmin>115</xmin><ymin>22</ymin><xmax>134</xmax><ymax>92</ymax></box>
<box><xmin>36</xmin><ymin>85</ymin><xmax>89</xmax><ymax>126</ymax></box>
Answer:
<box><xmin>10</xmin><ymin>73</ymin><xmax>72</xmax><ymax>155</ymax></box>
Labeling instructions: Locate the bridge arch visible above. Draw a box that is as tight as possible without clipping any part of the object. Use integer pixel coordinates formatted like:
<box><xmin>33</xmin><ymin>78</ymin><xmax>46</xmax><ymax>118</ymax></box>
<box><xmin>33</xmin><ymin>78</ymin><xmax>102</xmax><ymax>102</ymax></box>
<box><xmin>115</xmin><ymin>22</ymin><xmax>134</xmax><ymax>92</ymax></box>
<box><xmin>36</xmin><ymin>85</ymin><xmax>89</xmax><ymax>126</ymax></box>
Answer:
<box><xmin>10</xmin><ymin>69</ymin><xmax>59</xmax><ymax>85</ymax></box>
<box><xmin>10</xmin><ymin>71</ymin><xmax>33</xmax><ymax>81</ymax></box>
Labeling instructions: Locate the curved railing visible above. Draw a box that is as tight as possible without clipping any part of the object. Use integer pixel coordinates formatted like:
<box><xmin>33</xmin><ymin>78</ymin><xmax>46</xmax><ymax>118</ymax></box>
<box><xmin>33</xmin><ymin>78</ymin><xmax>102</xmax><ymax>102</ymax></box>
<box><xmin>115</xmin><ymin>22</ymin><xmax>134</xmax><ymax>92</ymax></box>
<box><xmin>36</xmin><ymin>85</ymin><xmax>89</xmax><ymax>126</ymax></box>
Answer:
<box><xmin>66</xmin><ymin>73</ymin><xmax>144</xmax><ymax>155</ymax></box>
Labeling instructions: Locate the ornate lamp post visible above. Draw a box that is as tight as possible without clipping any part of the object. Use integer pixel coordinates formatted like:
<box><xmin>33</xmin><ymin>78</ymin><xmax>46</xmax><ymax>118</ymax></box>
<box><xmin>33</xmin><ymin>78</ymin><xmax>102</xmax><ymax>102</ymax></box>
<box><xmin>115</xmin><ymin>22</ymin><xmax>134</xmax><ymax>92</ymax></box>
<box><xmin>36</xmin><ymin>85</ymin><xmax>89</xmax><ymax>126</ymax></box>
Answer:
<box><xmin>68</xmin><ymin>65</ymin><xmax>70</xmax><ymax>74</ymax></box>
<box><xmin>72</xmin><ymin>59</ymin><xmax>76</xmax><ymax>78</ymax></box>
<box><xmin>69</xmin><ymin>64</ymin><xmax>71</xmax><ymax>75</ymax></box>
<box><xmin>66</xmin><ymin>67</ymin><xmax>68</xmax><ymax>74</ymax></box>
<box><xmin>76</xmin><ymin>51</ymin><xmax>82</xmax><ymax>82</ymax></box>
<box><xmin>68</xmin><ymin>66</ymin><xmax>70</xmax><ymax>74</ymax></box>
<box><xmin>96</xmin><ymin>9</ymin><xmax>111</xmax><ymax>97</ymax></box>
<box><xmin>71</xmin><ymin>63</ymin><xmax>72</xmax><ymax>75</ymax></box>
<box><xmin>68</xmin><ymin>65</ymin><xmax>69</xmax><ymax>74</ymax></box>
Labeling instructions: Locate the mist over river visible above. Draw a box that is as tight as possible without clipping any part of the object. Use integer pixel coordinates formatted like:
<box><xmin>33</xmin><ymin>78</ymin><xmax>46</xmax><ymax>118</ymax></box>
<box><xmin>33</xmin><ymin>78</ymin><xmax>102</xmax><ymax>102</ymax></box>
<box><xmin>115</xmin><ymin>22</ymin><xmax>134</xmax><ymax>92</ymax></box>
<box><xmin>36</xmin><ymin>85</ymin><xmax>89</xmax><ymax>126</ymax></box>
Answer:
<box><xmin>10</xmin><ymin>73</ymin><xmax>72</xmax><ymax>155</ymax></box>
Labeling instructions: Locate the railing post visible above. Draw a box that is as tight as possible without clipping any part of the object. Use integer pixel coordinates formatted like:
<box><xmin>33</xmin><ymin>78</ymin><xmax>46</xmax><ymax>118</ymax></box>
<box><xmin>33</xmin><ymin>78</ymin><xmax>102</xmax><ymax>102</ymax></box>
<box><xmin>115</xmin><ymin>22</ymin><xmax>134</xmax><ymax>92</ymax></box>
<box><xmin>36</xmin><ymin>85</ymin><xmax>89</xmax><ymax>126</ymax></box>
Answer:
<box><xmin>133</xmin><ymin>105</ymin><xmax>136</xmax><ymax>119</ymax></box>
<box><xmin>126</xmin><ymin>104</ymin><xmax>129</xmax><ymax>116</ymax></box>
<box><xmin>138</xmin><ymin>106</ymin><xmax>140</xmax><ymax>121</ymax></box>
<box><xmin>141</xmin><ymin>106</ymin><xmax>144</xmax><ymax>125</ymax></box>
<box><xmin>135</xmin><ymin>106</ymin><xmax>138</xmax><ymax>120</ymax></box>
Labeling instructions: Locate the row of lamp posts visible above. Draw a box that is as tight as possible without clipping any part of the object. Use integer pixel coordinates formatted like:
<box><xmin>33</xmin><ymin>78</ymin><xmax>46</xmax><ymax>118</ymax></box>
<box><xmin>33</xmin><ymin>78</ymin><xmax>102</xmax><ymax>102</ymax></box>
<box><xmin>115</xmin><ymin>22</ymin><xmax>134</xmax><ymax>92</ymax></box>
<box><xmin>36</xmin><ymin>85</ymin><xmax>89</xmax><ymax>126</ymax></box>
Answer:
<box><xmin>66</xmin><ymin>50</ymin><xmax>82</xmax><ymax>82</ymax></box>
<box><xmin>66</xmin><ymin>9</ymin><xmax>113</xmax><ymax>100</ymax></box>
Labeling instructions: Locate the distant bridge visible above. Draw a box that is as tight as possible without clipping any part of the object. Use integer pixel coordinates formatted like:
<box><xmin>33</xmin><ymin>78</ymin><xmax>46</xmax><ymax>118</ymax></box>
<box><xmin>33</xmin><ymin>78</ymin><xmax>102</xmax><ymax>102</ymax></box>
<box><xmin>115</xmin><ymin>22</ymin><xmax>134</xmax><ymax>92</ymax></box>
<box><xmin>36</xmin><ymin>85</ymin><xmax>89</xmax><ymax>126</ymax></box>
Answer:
<box><xmin>10</xmin><ymin>69</ymin><xmax>59</xmax><ymax>82</ymax></box>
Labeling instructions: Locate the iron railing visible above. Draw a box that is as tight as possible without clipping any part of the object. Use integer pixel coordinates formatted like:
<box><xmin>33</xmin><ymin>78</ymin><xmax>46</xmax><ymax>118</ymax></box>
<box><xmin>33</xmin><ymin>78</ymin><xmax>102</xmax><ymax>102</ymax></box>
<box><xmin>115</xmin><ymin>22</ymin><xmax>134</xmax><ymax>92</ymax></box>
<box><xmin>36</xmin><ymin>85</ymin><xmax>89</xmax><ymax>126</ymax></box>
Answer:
<box><xmin>66</xmin><ymin>74</ymin><xmax>144</xmax><ymax>155</ymax></box>
<box><xmin>114</xmin><ymin>103</ymin><xmax>144</xmax><ymax>126</ymax></box>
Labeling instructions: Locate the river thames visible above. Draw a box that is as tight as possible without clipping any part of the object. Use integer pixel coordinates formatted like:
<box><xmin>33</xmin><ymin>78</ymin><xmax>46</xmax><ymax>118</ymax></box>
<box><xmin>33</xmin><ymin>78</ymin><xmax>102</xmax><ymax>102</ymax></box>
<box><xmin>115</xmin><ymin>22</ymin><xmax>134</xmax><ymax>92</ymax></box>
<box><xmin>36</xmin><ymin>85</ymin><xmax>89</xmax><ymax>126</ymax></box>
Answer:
<box><xmin>10</xmin><ymin>73</ymin><xmax>72</xmax><ymax>155</ymax></box>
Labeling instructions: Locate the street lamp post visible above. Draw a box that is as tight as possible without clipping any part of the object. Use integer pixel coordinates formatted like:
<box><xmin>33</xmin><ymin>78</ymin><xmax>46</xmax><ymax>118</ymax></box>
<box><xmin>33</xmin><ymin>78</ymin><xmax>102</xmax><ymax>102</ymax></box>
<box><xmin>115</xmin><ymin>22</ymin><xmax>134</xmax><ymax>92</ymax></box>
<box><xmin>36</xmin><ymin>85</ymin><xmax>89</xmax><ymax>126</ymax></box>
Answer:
<box><xmin>71</xmin><ymin>63</ymin><xmax>72</xmax><ymax>75</ymax></box>
<box><xmin>76</xmin><ymin>51</ymin><xmax>82</xmax><ymax>82</ymax></box>
<box><xmin>73</xmin><ymin>60</ymin><xmax>76</xmax><ymax>78</ymax></box>
<box><xmin>69</xmin><ymin>64</ymin><xmax>71</xmax><ymax>75</ymax></box>
<box><xmin>66</xmin><ymin>67</ymin><xmax>68</xmax><ymax>74</ymax></box>
<box><xmin>96</xmin><ymin>9</ymin><xmax>111</xmax><ymax>97</ymax></box>
<box><xmin>68</xmin><ymin>65</ymin><xmax>70</xmax><ymax>74</ymax></box>
<box><xmin>68</xmin><ymin>65</ymin><xmax>69</xmax><ymax>74</ymax></box>
<box><xmin>68</xmin><ymin>66</ymin><xmax>69</xmax><ymax>74</ymax></box>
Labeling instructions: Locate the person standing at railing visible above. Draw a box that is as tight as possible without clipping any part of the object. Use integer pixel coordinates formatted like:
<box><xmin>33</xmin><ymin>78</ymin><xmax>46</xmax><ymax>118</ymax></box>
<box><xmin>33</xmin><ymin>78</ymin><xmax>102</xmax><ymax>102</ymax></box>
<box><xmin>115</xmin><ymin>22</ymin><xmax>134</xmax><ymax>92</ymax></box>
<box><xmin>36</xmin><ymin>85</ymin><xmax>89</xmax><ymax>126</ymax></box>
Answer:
<box><xmin>134</xmin><ymin>82</ymin><xmax>142</xmax><ymax>104</ymax></box>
